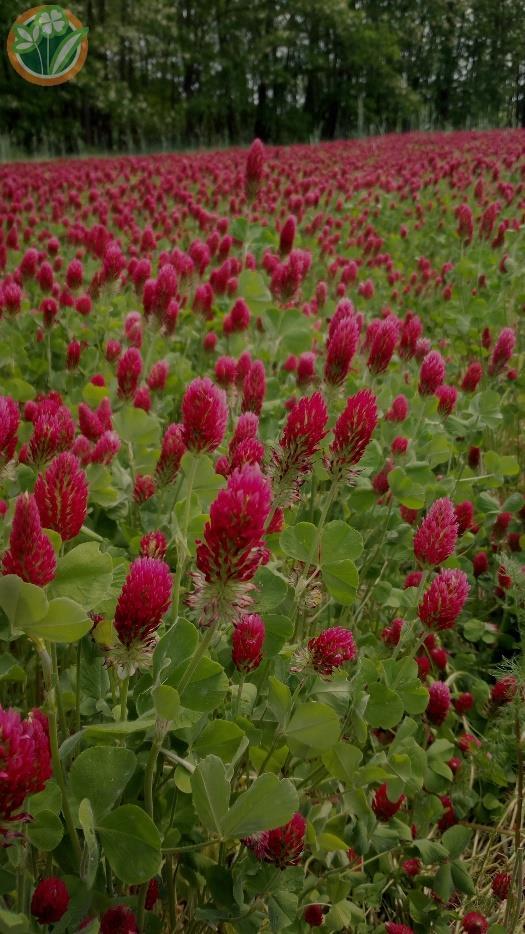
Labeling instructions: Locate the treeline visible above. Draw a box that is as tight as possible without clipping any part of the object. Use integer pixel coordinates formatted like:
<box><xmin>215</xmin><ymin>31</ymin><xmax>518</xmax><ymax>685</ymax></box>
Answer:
<box><xmin>1</xmin><ymin>0</ymin><xmax>525</xmax><ymax>156</ymax></box>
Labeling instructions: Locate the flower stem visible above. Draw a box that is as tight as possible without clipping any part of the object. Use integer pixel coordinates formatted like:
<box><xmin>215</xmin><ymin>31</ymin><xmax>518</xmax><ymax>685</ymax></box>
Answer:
<box><xmin>119</xmin><ymin>676</ymin><xmax>129</xmax><ymax>721</ymax></box>
<box><xmin>172</xmin><ymin>455</ymin><xmax>199</xmax><ymax>620</ymax></box>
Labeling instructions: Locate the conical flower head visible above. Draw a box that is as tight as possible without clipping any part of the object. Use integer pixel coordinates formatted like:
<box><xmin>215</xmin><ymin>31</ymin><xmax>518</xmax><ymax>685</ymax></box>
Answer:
<box><xmin>245</xmin><ymin>138</ymin><xmax>264</xmax><ymax>199</ymax></box>
<box><xmin>307</xmin><ymin>626</ymin><xmax>357</xmax><ymax>675</ymax></box>
<box><xmin>117</xmin><ymin>347</ymin><xmax>142</xmax><ymax>399</ymax></box>
<box><xmin>31</xmin><ymin>877</ymin><xmax>69</xmax><ymax>925</ymax></box>
<box><xmin>426</xmin><ymin>681</ymin><xmax>451</xmax><ymax>725</ymax></box>
<box><xmin>489</xmin><ymin>327</ymin><xmax>516</xmax><ymax>376</ymax></box>
<box><xmin>2</xmin><ymin>492</ymin><xmax>56</xmax><ymax>586</ymax></box>
<box><xmin>271</xmin><ymin>392</ymin><xmax>328</xmax><ymax>507</ymax></box>
<box><xmin>324</xmin><ymin>316</ymin><xmax>359</xmax><ymax>386</ymax></box>
<box><xmin>372</xmin><ymin>783</ymin><xmax>405</xmax><ymax>821</ymax></box>
<box><xmin>413</xmin><ymin>498</ymin><xmax>458</xmax><ymax>566</ymax></box>
<box><xmin>367</xmin><ymin>316</ymin><xmax>399</xmax><ymax>374</ymax></box>
<box><xmin>34</xmin><ymin>452</ymin><xmax>88</xmax><ymax>541</ymax></box>
<box><xmin>245</xmin><ymin>813</ymin><xmax>306</xmax><ymax>868</ymax></box>
<box><xmin>114</xmin><ymin>557</ymin><xmax>172</xmax><ymax>649</ymax></box>
<box><xmin>328</xmin><ymin>389</ymin><xmax>378</xmax><ymax>479</ymax></box>
<box><xmin>182</xmin><ymin>377</ymin><xmax>227</xmax><ymax>453</ymax></box>
<box><xmin>232</xmin><ymin>613</ymin><xmax>265</xmax><ymax>671</ymax></box>
<box><xmin>0</xmin><ymin>395</ymin><xmax>19</xmax><ymax>467</ymax></box>
<box><xmin>418</xmin><ymin>569</ymin><xmax>469</xmax><ymax>630</ymax></box>
<box><xmin>155</xmin><ymin>423</ymin><xmax>186</xmax><ymax>485</ymax></box>
<box><xmin>0</xmin><ymin>705</ymin><xmax>51</xmax><ymax>822</ymax></box>
<box><xmin>419</xmin><ymin>350</ymin><xmax>445</xmax><ymax>395</ymax></box>
<box><xmin>26</xmin><ymin>406</ymin><xmax>75</xmax><ymax>466</ymax></box>
<box><xmin>190</xmin><ymin>464</ymin><xmax>271</xmax><ymax>624</ymax></box>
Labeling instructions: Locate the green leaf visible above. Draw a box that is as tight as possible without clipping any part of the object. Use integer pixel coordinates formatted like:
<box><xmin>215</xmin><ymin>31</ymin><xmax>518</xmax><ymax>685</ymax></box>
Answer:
<box><xmin>280</xmin><ymin>522</ymin><xmax>318</xmax><ymax>563</ymax></box>
<box><xmin>24</xmin><ymin>597</ymin><xmax>91</xmax><ymax>643</ymax></box>
<box><xmin>442</xmin><ymin>825</ymin><xmax>472</xmax><ymax>858</ymax></box>
<box><xmin>322</xmin><ymin>742</ymin><xmax>363</xmax><ymax>782</ymax></box>
<box><xmin>0</xmin><ymin>908</ymin><xmax>29</xmax><ymax>933</ymax></box>
<box><xmin>321</xmin><ymin>521</ymin><xmax>363</xmax><ymax>563</ymax></box>
<box><xmin>78</xmin><ymin>798</ymin><xmax>99</xmax><ymax>889</ymax></box>
<box><xmin>0</xmin><ymin>653</ymin><xmax>25</xmax><ymax>683</ymax></box>
<box><xmin>70</xmin><ymin>746</ymin><xmax>136</xmax><ymax>821</ymax></box>
<box><xmin>153</xmin><ymin>685</ymin><xmax>180</xmax><ymax>722</ymax></box>
<box><xmin>193</xmin><ymin>720</ymin><xmax>245</xmax><ymax>761</ymax></box>
<box><xmin>50</xmin><ymin>27</ymin><xmax>88</xmax><ymax>75</ymax></box>
<box><xmin>84</xmin><ymin>718</ymin><xmax>155</xmax><ymax>740</ymax></box>
<box><xmin>98</xmin><ymin>804</ymin><xmax>161</xmax><ymax>884</ymax></box>
<box><xmin>450</xmin><ymin>859</ymin><xmax>475</xmax><ymax>895</ymax></box>
<box><xmin>268</xmin><ymin>890</ymin><xmax>298</xmax><ymax>931</ymax></box>
<box><xmin>253</xmin><ymin>567</ymin><xmax>288</xmax><ymax>610</ymax></box>
<box><xmin>153</xmin><ymin>617</ymin><xmax>198</xmax><ymax>684</ymax></box>
<box><xmin>114</xmin><ymin>407</ymin><xmax>160</xmax><ymax>446</ymax></box>
<box><xmin>191</xmin><ymin>755</ymin><xmax>230</xmax><ymax>836</ymax></box>
<box><xmin>222</xmin><ymin>773</ymin><xmax>298</xmax><ymax>837</ymax></box>
<box><xmin>267</xmin><ymin>676</ymin><xmax>292</xmax><ymax>725</ymax></box>
<box><xmin>0</xmin><ymin>575</ymin><xmax>47</xmax><ymax>631</ymax></box>
<box><xmin>412</xmin><ymin>838</ymin><xmax>448</xmax><ymax>864</ymax></box>
<box><xmin>48</xmin><ymin>543</ymin><xmax>113</xmax><ymax>610</ymax></box>
<box><xmin>27</xmin><ymin>809</ymin><xmax>63</xmax><ymax>851</ymax></box>
<box><xmin>286</xmin><ymin>702</ymin><xmax>340</xmax><ymax>754</ymax></box>
<box><xmin>175</xmin><ymin>657</ymin><xmax>229</xmax><ymax>712</ymax></box>
<box><xmin>432</xmin><ymin>862</ymin><xmax>453</xmax><ymax>901</ymax></box>
<box><xmin>365</xmin><ymin>685</ymin><xmax>404</xmax><ymax>729</ymax></box>
<box><xmin>321</xmin><ymin>559</ymin><xmax>359</xmax><ymax>605</ymax></box>
<box><xmin>238</xmin><ymin>269</ymin><xmax>271</xmax><ymax>304</ymax></box>
<box><xmin>28</xmin><ymin>781</ymin><xmax>62</xmax><ymax>816</ymax></box>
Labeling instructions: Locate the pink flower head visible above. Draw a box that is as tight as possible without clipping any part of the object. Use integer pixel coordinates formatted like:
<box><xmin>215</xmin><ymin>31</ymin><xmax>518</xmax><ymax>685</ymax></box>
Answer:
<box><xmin>182</xmin><ymin>377</ymin><xmax>228</xmax><ymax>452</ymax></box>
<box><xmin>191</xmin><ymin>464</ymin><xmax>271</xmax><ymax>624</ymax></box>
<box><xmin>402</xmin><ymin>858</ymin><xmax>422</xmax><ymax>877</ymax></box>
<box><xmin>245</xmin><ymin>138</ymin><xmax>264</xmax><ymax>199</ymax></box>
<box><xmin>34</xmin><ymin>452</ymin><xmax>88</xmax><ymax>541</ymax></box>
<box><xmin>232</xmin><ymin>613</ymin><xmax>265</xmax><ymax>671</ymax></box>
<box><xmin>489</xmin><ymin>327</ymin><xmax>516</xmax><ymax>376</ymax></box>
<box><xmin>426</xmin><ymin>681</ymin><xmax>451</xmax><ymax>725</ymax></box>
<box><xmin>279</xmin><ymin>216</ymin><xmax>296</xmax><ymax>256</ymax></box>
<box><xmin>133</xmin><ymin>474</ymin><xmax>155</xmax><ymax>504</ymax></box>
<box><xmin>106</xmin><ymin>339</ymin><xmax>121</xmax><ymax>362</ymax></box>
<box><xmin>90</xmin><ymin>430</ymin><xmax>121</xmax><ymax>465</ymax></box>
<box><xmin>117</xmin><ymin>347</ymin><xmax>143</xmax><ymax>399</ymax></box>
<box><xmin>324</xmin><ymin>315</ymin><xmax>359</xmax><ymax>386</ymax></box>
<box><xmin>0</xmin><ymin>395</ymin><xmax>20</xmax><ymax>467</ymax></box>
<box><xmin>307</xmin><ymin>626</ymin><xmax>357</xmax><ymax>675</ymax></box>
<box><xmin>399</xmin><ymin>313</ymin><xmax>423</xmax><ymax>359</ymax></box>
<box><xmin>303</xmin><ymin>904</ymin><xmax>325</xmax><ymax>927</ymax></box>
<box><xmin>271</xmin><ymin>391</ymin><xmax>328</xmax><ymax>506</ymax></box>
<box><xmin>31</xmin><ymin>877</ymin><xmax>69</xmax><ymax>925</ymax></box>
<box><xmin>329</xmin><ymin>389</ymin><xmax>378</xmax><ymax>479</ymax></box>
<box><xmin>140</xmin><ymin>531</ymin><xmax>168</xmax><ymax>559</ymax></box>
<box><xmin>490</xmin><ymin>675</ymin><xmax>517</xmax><ymax>706</ymax></box>
<box><xmin>492</xmin><ymin>872</ymin><xmax>511</xmax><ymax>901</ymax></box>
<box><xmin>215</xmin><ymin>356</ymin><xmax>237</xmax><ymax>387</ymax></box>
<box><xmin>133</xmin><ymin>386</ymin><xmax>151</xmax><ymax>412</ymax></box>
<box><xmin>100</xmin><ymin>906</ymin><xmax>138</xmax><ymax>934</ymax></box>
<box><xmin>418</xmin><ymin>569</ymin><xmax>470</xmax><ymax>630</ymax></box>
<box><xmin>381</xmin><ymin>617</ymin><xmax>405</xmax><ymax>646</ymax></box>
<box><xmin>461</xmin><ymin>361</ymin><xmax>483</xmax><ymax>392</ymax></box>
<box><xmin>414</xmin><ymin>498</ymin><xmax>458</xmax><ymax>566</ymax></box>
<box><xmin>367</xmin><ymin>316</ymin><xmax>399</xmax><ymax>374</ymax></box>
<box><xmin>372</xmin><ymin>783</ymin><xmax>405</xmax><ymax>821</ymax></box>
<box><xmin>419</xmin><ymin>350</ymin><xmax>446</xmax><ymax>394</ymax></box>
<box><xmin>391</xmin><ymin>436</ymin><xmax>408</xmax><ymax>456</ymax></box>
<box><xmin>0</xmin><ymin>705</ymin><xmax>51</xmax><ymax>822</ymax></box>
<box><xmin>435</xmin><ymin>384</ymin><xmax>457</xmax><ymax>415</ymax></box>
<box><xmin>462</xmin><ymin>913</ymin><xmax>488</xmax><ymax>934</ymax></box>
<box><xmin>241</xmin><ymin>360</ymin><xmax>266</xmax><ymax>416</ymax></box>
<box><xmin>155</xmin><ymin>423</ymin><xmax>186</xmax><ymax>485</ymax></box>
<box><xmin>26</xmin><ymin>406</ymin><xmax>75</xmax><ymax>466</ymax></box>
<box><xmin>455</xmin><ymin>500</ymin><xmax>474</xmax><ymax>535</ymax></box>
<box><xmin>386</xmin><ymin>394</ymin><xmax>409</xmax><ymax>422</ymax></box>
<box><xmin>114</xmin><ymin>557</ymin><xmax>172</xmax><ymax>648</ymax></box>
<box><xmin>472</xmin><ymin>551</ymin><xmax>488</xmax><ymax>577</ymax></box>
<box><xmin>245</xmin><ymin>813</ymin><xmax>306</xmax><ymax>868</ymax></box>
<box><xmin>2</xmin><ymin>492</ymin><xmax>56</xmax><ymax>585</ymax></box>
<box><xmin>147</xmin><ymin>360</ymin><xmax>169</xmax><ymax>391</ymax></box>
<box><xmin>453</xmin><ymin>692</ymin><xmax>474</xmax><ymax>714</ymax></box>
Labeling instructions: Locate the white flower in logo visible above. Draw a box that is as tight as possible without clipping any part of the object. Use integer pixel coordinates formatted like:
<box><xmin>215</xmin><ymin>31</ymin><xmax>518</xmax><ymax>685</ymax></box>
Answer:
<box><xmin>37</xmin><ymin>6</ymin><xmax>67</xmax><ymax>37</ymax></box>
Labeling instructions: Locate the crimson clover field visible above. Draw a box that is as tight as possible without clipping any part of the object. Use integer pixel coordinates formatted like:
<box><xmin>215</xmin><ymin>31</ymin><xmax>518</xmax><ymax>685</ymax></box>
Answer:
<box><xmin>0</xmin><ymin>130</ymin><xmax>524</xmax><ymax>933</ymax></box>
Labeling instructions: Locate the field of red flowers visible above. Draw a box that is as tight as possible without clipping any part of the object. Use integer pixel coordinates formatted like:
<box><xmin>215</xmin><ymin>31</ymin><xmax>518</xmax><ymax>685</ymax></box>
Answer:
<box><xmin>0</xmin><ymin>129</ymin><xmax>523</xmax><ymax>933</ymax></box>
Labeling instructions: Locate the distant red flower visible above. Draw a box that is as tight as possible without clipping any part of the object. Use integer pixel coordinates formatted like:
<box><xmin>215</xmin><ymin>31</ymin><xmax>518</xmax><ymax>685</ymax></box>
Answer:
<box><xmin>426</xmin><ymin>681</ymin><xmax>451</xmax><ymax>725</ymax></box>
<box><xmin>386</xmin><ymin>394</ymin><xmax>409</xmax><ymax>422</ymax></box>
<box><xmin>245</xmin><ymin>138</ymin><xmax>264</xmax><ymax>199</ymax></box>
<box><xmin>419</xmin><ymin>350</ymin><xmax>445</xmax><ymax>394</ymax></box>
<box><xmin>472</xmin><ymin>551</ymin><xmax>488</xmax><ymax>577</ymax></box>
<box><xmin>279</xmin><ymin>215</ymin><xmax>296</xmax><ymax>255</ymax></box>
<box><xmin>100</xmin><ymin>906</ymin><xmax>138</xmax><ymax>934</ymax></box>
<box><xmin>303</xmin><ymin>904</ymin><xmax>325</xmax><ymax>926</ymax></box>
<box><xmin>2</xmin><ymin>492</ymin><xmax>56</xmax><ymax>585</ymax></box>
<box><xmin>0</xmin><ymin>395</ymin><xmax>19</xmax><ymax>466</ymax></box>
<box><xmin>372</xmin><ymin>783</ymin><xmax>405</xmax><ymax>821</ymax></box>
<box><xmin>367</xmin><ymin>316</ymin><xmax>399</xmax><ymax>374</ymax></box>
<box><xmin>492</xmin><ymin>871</ymin><xmax>511</xmax><ymax>901</ymax></box>
<box><xmin>381</xmin><ymin>617</ymin><xmax>405</xmax><ymax>646</ymax></box>
<box><xmin>461</xmin><ymin>361</ymin><xmax>483</xmax><ymax>392</ymax></box>
<box><xmin>232</xmin><ymin>614</ymin><xmax>265</xmax><ymax>671</ymax></box>
<box><xmin>418</xmin><ymin>569</ymin><xmax>469</xmax><ymax>630</ymax></box>
<box><xmin>453</xmin><ymin>692</ymin><xmax>474</xmax><ymax>714</ymax></box>
<box><xmin>155</xmin><ymin>423</ymin><xmax>186</xmax><ymax>485</ymax></box>
<box><xmin>242</xmin><ymin>360</ymin><xmax>266</xmax><ymax>416</ymax></box>
<box><xmin>414</xmin><ymin>498</ymin><xmax>458</xmax><ymax>566</ymax></box>
<box><xmin>489</xmin><ymin>327</ymin><xmax>516</xmax><ymax>375</ymax></box>
<box><xmin>435</xmin><ymin>384</ymin><xmax>457</xmax><ymax>415</ymax></box>
<box><xmin>271</xmin><ymin>391</ymin><xmax>328</xmax><ymax>506</ymax></box>
<box><xmin>147</xmin><ymin>360</ymin><xmax>169</xmax><ymax>391</ymax></box>
<box><xmin>140</xmin><ymin>530</ymin><xmax>168</xmax><ymax>559</ymax></box>
<box><xmin>117</xmin><ymin>347</ymin><xmax>143</xmax><ymax>399</ymax></box>
<box><xmin>31</xmin><ymin>877</ymin><xmax>69</xmax><ymax>925</ymax></box>
<box><xmin>455</xmin><ymin>500</ymin><xmax>474</xmax><ymax>535</ymax></box>
<box><xmin>244</xmin><ymin>812</ymin><xmax>306</xmax><ymax>867</ymax></box>
<box><xmin>490</xmin><ymin>675</ymin><xmax>517</xmax><ymax>705</ymax></box>
<box><xmin>133</xmin><ymin>474</ymin><xmax>156</xmax><ymax>504</ymax></box>
<box><xmin>324</xmin><ymin>316</ymin><xmax>359</xmax><ymax>386</ymax></box>
<box><xmin>328</xmin><ymin>389</ymin><xmax>378</xmax><ymax>479</ymax></box>
<box><xmin>402</xmin><ymin>858</ymin><xmax>422</xmax><ymax>877</ymax></box>
<box><xmin>182</xmin><ymin>377</ymin><xmax>228</xmax><ymax>452</ymax></box>
<box><xmin>308</xmin><ymin>626</ymin><xmax>357</xmax><ymax>675</ymax></box>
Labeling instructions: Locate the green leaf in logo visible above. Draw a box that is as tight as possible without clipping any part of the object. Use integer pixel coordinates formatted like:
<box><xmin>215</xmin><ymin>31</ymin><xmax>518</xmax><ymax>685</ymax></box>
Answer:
<box><xmin>50</xmin><ymin>27</ymin><xmax>88</xmax><ymax>76</ymax></box>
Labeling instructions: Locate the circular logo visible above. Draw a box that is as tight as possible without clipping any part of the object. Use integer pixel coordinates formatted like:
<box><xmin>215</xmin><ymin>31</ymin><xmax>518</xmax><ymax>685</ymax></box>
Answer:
<box><xmin>7</xmin><ymin>4</ymin><xmax>88</xmax><ymax>86</ymax></box>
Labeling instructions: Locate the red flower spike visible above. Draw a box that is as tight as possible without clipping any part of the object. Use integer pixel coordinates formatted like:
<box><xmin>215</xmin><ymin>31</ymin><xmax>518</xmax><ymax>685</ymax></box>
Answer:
<box><xmin>0</xmin><ymin>395</ymin><xmax>20</xmax><ymax>466</ymax></box>
<box><xmin>492</xmin><ymin>871</ymin><xmax>511</xmax><ymax>901</ymax></box>
<box><xmin>244</xmin><ymin>812</ymin><xmax>306</xmax><ymax>867</ymax></box>
<box><xmin>117</xmin><ymin>347</ymin><xmax>143</xmax><ymax>399</ymax></box>
<box><xmin>271</xmin><ymin>391</ymin><xmax>328</xmax><ymax>507</ymax></box>
<box><xmin>155</xmin><ymin>423</ymin><xmax>186</xmax><ymax>485</ymax></box>
<box><xmin>139</xmin><ymin>531</ymin><xmax>168</xmax><ymax>560</ymax></box>
<box><xmin>0</xmin><ymin>705</ymin><xmax>51</xmax><ymax>822</ymax></box>
<box><xmin>2</xmin><ymin>492</ymin><xmax>57</xmax><ymax>585</ymax></box>
<box><xmin>100</xmin><ymin>906</ymin><xmax>139</xmax><ymax>934</ymax></box>
<box><xmin>303</xmin><ymin>904</ymin><xmax>325</xmax><ymax>926</ymax></box>
<box><xmin>307</xmin><ymin>626</ymin><xmax>357</xmax><ymax>675</ymax></box>
<box><xmin>414</xmin><ymin>498</ymin><xmax>458</xmax><ymax>566</ymax></box>
<box><xmin>34</xmin><ymin>452</ymin><xmax>88</xmax><ymax>541</ymax></box>
<box><xmin>182</xmin><ymin>377</ymin><xmax>228</xmax><ymax>453</ymax></box>
<box><xmin>426</xmin><ymin>681</ymin><xmax>451</xmax><ymax>725</ymax></box>
<box><xmin>489</xmin><ymin>327</ymin><xmax>516</xmax><ymax>375</ymax></box>
<box><xmin>419</xmin><ymin>350</ymin><xmax>446</xmax><ymax>394</ymax></box>
<box><xmin>329</xmin><ymin>389</ymin><xmax>378</xmax><ymax>479</ymax></box>
<box><xmin>245</xmin><ymin>138</ymin><xmax>264</xmax><ymax>199</ymax></box>
<box><xmin>232</xmin><ymin>614</ymin><xmax>265</xmax><ymax>672</ymax></box>
<box><xmin>418</xmin><ymin>569</ymin><xmax>469</xmax><ymax>630</ymax></box>
<box><xmin>324</xmin><ymin>315</ymin><xmax>359</xmax><ymax>386</ymax></box>
<box><xmin>462</xmin><ymin>912</ymin><xmax>488</xmax><ymax>934</ymax></box>
<box><xmin>31</xmin><ymin>877</ymin><xmax>69</xmax><ymax>925</ymax></box>
<box><xmin>490</xmin><ymin>675</ymin><xmax>517</xmax><ymax>705</ymax></box>
<box><xmin>372</xmin><ymin>783</ymin><xmax>405</xmax><ymax>821</ymax></box>
<box><xmin>114</xmin><ymin>557</ymin><xmax>172</xmax><ymax>649</ymax></box>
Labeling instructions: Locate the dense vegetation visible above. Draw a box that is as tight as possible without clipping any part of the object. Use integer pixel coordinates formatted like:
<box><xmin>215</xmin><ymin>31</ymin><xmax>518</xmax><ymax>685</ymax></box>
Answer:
<box><xmin>0</xmin><ymin>130</ymin><xmax>523</xmax><ymax>931</ymax></box>
<box><xmin>2</xmin><ymin>0</ymin><xmax>525</xmax><ymax>155</ymax></box>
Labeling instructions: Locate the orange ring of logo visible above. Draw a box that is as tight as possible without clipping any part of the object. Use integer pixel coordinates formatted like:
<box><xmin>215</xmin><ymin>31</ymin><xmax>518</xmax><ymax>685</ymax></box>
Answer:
<box><xmin>7</xmin><ymin>5</ymin><xmax>88</xmax><ymax>86</ymax></box>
